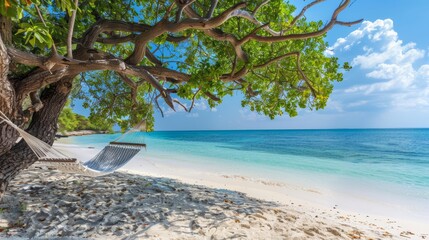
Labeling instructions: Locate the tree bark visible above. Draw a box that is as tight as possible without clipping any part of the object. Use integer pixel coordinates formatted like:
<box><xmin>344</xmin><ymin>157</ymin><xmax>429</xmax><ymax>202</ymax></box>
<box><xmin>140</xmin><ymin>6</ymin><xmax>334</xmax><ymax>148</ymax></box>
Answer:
<box><xmin>0</xmin><ymin>15</ymin><xmax>12</xmax><ymax>46</ymax></box>
<box><xmin>0</xmin><ymin>77</ymin><xmax>74</xmax><ymax>199</ymax></box>
<box><xmin>0</xmin><ymin>17</ymin><xmax>76</xmax><ymax>199</ymax></box>
<box><xmin>0</xmin><ymin>26</ymin><xmax>82</xmax><ymax>199</ymax></box>
<box><xmin>0</xmin><ymin>22</ymin><xmax>18</xmax><ymax>157</ymax></box>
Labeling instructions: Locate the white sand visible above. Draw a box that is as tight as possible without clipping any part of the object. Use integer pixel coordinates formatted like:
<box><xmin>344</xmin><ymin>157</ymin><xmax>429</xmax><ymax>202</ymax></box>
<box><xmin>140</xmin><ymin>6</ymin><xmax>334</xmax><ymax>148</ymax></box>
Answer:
<box><xmin>0</xmin><ymin>143</ymin><xmax>427</xmax><ymax>239</ymax></box>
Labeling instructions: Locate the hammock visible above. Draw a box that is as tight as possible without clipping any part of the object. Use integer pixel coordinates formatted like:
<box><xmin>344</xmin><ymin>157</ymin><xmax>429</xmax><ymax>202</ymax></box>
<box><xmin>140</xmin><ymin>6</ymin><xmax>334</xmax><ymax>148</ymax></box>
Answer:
<box><xmin>0</xmin><ymin>111</ymin><xmax>146</xmax><ymax>177</ymax></box>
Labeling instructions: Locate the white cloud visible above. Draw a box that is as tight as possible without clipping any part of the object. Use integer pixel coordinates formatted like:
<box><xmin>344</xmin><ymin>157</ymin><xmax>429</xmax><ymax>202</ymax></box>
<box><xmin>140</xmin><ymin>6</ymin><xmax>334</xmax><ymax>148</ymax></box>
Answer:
<box><xmin>347</xmin><ymin>100</ymin><xmax>368</xmax><ymax>108</ymax></box>
<box><xmin>418</xmin><ymin>65</ymin><xmax>429</xmax><ymax>78</ymax></box>
<box><xmin>325</xmin><ymin>99</ymin><xmax>344</xmax><ymax>112</ymax></box>
<box><xmin>239</xmin><ymin>109</ymin><xmax>266</xmax><ymax>121</ymax></box>
<box><xmin>160</xmin><ymin>99</ymin><xmax>216</xmax><ymax>117</ymax></box>
<box><xmin>330</xmin><ymin>19</ymin><xmax>429</xmax><ymax>108</ymax></box>
<box><xmin>193</xmin><ymin>101</ymin><xmax>207</xmax><ymax>111</ymax></box>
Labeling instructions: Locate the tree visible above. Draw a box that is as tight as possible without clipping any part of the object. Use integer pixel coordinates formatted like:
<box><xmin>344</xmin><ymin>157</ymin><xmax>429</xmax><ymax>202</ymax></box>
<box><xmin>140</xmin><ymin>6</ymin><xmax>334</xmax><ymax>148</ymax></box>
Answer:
<box><xmin>58</xmin><ymin>101</ymin><xmax>79</xmax><ymax>133</ymax></box>
<box><xmin>0</xmin><ymin>0</ymin><xmax>361</xmax><ymax>198</ymax></box>
<box><xmin>58</xmin><ymin>101</ymin><xmax>113</xmax><ymax>133</ymax></box>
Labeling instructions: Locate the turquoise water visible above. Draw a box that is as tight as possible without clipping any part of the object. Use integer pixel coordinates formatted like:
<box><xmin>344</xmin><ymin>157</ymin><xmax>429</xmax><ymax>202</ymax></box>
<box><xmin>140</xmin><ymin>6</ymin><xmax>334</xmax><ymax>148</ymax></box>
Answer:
<box><xmin>62</xmin><ymin>129</ymin><xmax>429</xmax><ymax>199</ymax></box>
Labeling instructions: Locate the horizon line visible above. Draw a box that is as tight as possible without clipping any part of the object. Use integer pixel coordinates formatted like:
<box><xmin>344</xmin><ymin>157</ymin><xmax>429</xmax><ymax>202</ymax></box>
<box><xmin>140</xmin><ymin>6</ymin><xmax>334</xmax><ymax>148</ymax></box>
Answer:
<box><xmin>152</xmin><ymin>127</ymin><xmax>429</xmax><ymax>132</ymax></box>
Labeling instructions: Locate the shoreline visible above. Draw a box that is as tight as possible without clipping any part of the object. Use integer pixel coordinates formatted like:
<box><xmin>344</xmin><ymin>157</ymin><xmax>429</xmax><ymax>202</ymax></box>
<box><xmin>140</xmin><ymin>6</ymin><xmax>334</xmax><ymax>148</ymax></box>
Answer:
<box><xmin>54</xmin><ymin>143</ymin><xmax>429</xmax><ymax>227</ymax></box>
<box><xmin>1</xmin><ymin>142</ymin><xmax>427</xmax><ymax>239</ymax></box>
<box><xmin>2</xmin><ymin>166</ymin><xmax>427</xmax><ymax>239</ymax></box>
<box><xmin>120</xmin><ymin>159</ymin><xmax>429</xmax><ymax>233</ymax></box>
<box><xmin>56</xmin><ymin>130</ymin><xmax>111</xmax><ymax>137</ymax></box>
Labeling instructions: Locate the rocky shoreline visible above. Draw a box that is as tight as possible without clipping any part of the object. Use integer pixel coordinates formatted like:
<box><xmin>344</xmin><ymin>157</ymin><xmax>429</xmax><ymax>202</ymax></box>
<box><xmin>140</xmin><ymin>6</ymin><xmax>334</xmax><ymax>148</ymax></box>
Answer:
<box><xmin>56</xmin><ymin>130</ymin><xmax>109</xmax><ymax>138</ymax></box>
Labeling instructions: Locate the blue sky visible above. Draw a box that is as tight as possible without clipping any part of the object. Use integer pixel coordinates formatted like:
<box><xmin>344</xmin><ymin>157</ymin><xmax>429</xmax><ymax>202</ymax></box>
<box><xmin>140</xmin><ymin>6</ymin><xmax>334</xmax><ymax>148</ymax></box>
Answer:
<box><xmin>75</xmin><ymin>0</ymin><xmax>429</xmax><ymax>130</ymax></box>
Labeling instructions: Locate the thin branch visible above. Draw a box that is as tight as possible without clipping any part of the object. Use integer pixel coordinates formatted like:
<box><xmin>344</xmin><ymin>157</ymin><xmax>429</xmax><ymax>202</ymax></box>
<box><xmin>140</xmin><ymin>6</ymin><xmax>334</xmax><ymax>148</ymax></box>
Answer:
<box><xmin>94</xmin><ymin>34</ymin><xmax>187</xmax><ymax>45</ymax></box>
<box><xmin>117</xmin><ymin>73</ymin><xmax>137</xmax><ymax>88</ymax></box>
<box><xmin>230</xmin><ymin>55</ymin><xmax>237</xmax><ymax>77</ymax></box>
<box><xmin>175</xmin><ymin>0</ymin><xmax>196</xmax><ymax>23</ymax></box>
<box><xmin>81</xmin><ymin>19</ymin><xmax>151</xmax><ymax>48</ymax></box>
<box><xmin>204</xmin><ymin>91</ymin><xmax>221</xmax><ymax>101</ymax></box>
<box><xmin>336</xmin><ymin>19</ymin><xmax>364</xmax><ymax>26</ymax></box>
<box><xmin>96</xmin><ymin>34</ymin><xmax>137</xmax><ymax>44</ymax></box>
<box><xmin>173</xmin><ymin>99</ymin><xmax>188</xmax><ymax>111</ymax></box>
<box><xmin>285</xmin><ymin>0</ymin><xmax>324</xmax><ymax>32</ymax></box>
<box><xmin>205</xmin><ymin>0</ymin><xmax>218</xmax><ymax>18</ymax></box>
<box><xmin>182</xmin><ymin>6</ymin><xmax>249</xmax><ymax>62</ymax></box>
<box><xmin>166</xmin><ymin>35</ymin><xmax>189</xmax><ymax>43</ymax></box>
<box><xmin>254</xmin><ymin>52</ymin><xmax>298</xmax><ymax>69</ymax></box>
<box><xmin>295</xmin><ymin>53</ymin><xmax>317</xmax><ymax>97</ymax></box>
<box><xmin>164</xmin><ymin>2</ymin><xmax>176</xmax><ymax>20</ymax></box>
<box><xmin>238</xmin><ymin>22</ymin><xmax>270</xmax><ymax>44</ymax></box>
<box><xmin>155</xmin><ymin>94</ymin><xmax>164</xmax><ymax>117</ymax></box>
<box><xmin>242</xmin><ymin>0</ymin><xmax>362</xmax><ymax>44</ymax></box>
<box><xmin>145</xmin><ymin>48</ymin><xmax>162</xmax><ymax>66</ymax></box>
<box><xmin>34</xmin><ymin>4</ymin><xmax>58</xmax><ymax>54</ymax></box>
<box><xmin>253</xmin><ymin>0</ymin><xmax>270</xmax><ymax>15</ymax></box>
<box><xmin>127</xmin><ymin>2</ymin><xmax>247</xmax><ymax>65</ymax></box>
<box><xmin>230</xmin><ymin>10</ymin><xmax>280</xmax><ymax>36</ymax></box>
<box><xmin>67</xmin><ymin>0</ymin><xmax>79</xmax><ymax>58</ymax></box>
<box><xmin>188</xmin><ymin>89</ymin><xmax>200</xmax><ymax>112</ymax></box>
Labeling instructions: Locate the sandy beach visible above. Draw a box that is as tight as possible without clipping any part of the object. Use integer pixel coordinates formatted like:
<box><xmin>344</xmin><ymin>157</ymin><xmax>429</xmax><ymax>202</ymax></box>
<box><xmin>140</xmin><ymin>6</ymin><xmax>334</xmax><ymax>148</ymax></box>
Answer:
<box><xmin>0</xmin><ymin>144</ymin><xmax>428</xmax><ymax>239</ymax></box>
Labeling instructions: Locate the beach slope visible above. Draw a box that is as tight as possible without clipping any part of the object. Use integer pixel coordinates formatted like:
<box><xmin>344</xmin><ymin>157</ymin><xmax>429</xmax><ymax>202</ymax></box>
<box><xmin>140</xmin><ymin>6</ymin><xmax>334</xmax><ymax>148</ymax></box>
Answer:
<box><xmin>0</xmin><ymin>165</ymin><xmax>427</xmax><ymax>239</ymax></box>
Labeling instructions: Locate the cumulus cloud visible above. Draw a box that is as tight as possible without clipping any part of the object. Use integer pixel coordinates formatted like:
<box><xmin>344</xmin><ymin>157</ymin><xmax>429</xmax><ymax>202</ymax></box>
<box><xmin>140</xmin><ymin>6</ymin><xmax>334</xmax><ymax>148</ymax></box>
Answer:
<box><xmin>330</xmin><ymin>19</ymin><xmax>429</xmax><ymax>108</ymax></box>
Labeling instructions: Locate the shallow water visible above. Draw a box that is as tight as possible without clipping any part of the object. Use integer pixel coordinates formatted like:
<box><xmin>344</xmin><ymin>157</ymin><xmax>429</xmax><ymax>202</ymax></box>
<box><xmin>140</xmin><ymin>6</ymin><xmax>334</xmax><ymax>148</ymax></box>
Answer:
<box><xmin>62</xmin><ymin>129</ymin><xmax>429</xmax><ymax>187</ymax></box>
<box><xmin>57</xmin><ymin>129</ymin><xmax>429</xmax><ymax>222</ymax></box>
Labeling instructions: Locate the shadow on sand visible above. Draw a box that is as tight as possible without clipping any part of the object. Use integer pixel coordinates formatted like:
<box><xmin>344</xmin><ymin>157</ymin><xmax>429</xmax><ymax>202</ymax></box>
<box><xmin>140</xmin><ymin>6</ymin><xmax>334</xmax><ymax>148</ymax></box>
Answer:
<box><xmin>0</xmin><ymin>166</ymin><xmax>287</xmax><ymax>239</ymax></box>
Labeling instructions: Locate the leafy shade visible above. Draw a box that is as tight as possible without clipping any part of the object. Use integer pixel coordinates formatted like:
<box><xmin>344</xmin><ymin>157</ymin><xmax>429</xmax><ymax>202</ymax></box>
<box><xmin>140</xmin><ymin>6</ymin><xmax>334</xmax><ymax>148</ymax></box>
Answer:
<box><xmin>5</xmin><ymin>0</ymin><xmax>360</xmax><ymax>129</ymax></box>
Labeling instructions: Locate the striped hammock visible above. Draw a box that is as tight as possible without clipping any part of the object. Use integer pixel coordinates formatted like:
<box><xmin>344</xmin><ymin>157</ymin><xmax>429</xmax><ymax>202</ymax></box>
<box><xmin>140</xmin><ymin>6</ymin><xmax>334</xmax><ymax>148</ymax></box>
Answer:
<box><xmin>0</xmin><ymin>111</ymin><xmax>146</xmax><ymax>177</ymax></box>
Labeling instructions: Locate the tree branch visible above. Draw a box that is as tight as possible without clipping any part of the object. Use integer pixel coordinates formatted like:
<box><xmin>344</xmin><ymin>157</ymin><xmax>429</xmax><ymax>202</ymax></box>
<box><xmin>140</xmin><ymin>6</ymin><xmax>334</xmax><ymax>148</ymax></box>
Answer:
<box><xmin>15</xmin><ymin>68</ymin><xmax>69</xmax><ymax>104</ymax></box>
<box><xmin>96</xmin><ymin>34</ymin><xmax>137</xmax><ymax>44</ymax></box>
<box><xmin>241</xmin><ymin>0</ymin><xmax>362</xmax><ymax>44</ymax></box>
<box><xmin>205</xmin><ymin>0</ymin><xmax>218</xmax><ymax>18</ymax></box>
<box><xmin>285</xmin><ymin>0</ymin><xmax>324</xmax><ymax>33</ymax></box>
<box><xmin>253</xmin><ymin>0</ymin><xmax>270</xmax><ymax>15</ymax></box>
<box><xmin>67</xmin><ymin>0</ymin><xmax>79</xmax><ymax>58</ymax></box>
<box><xmin>204</xmin><ymin>91</ymin><xmax>221</xmax><ymax>101</ymax></box>
<box><xmin>230</xmin><ymin>10</ymin><xmax>280</xmax><ymax>36</ymax></box>
<box><xmin>182</xmin><ymin>6</ymin><xmax>249</xmax><ymax>62</ymax></box>
<box><xmin>145</xmin><ymin>48</ymin><xmax>163</xmax><ymax>66</ymax></box>
<box><xmin>154</xmin><ymin>94</ymin><xmax>164</xmax><ymax>117</ymax></box>
<box><xmin>189</xmin><ymin>89</ymin><xmax>200</xmax><ymax>112</ymax></box>
<box><xmin>295</xmin><ymin>52</ymin><xmax>317</xmax><ymax>97</ymax></box>
<box><xmin>81</xmin><ymin>19</ymin><xmax>151</xmax><ymax>47</ymax></box>
<box><xmin>175</xmin><ymin>0</ymin><xmax>196</xmax><ymax>23</ymax></box>
<box><xmin>34</xmin><ymin>4</ymin><xmax>58</xmax><ymax>55</ymax></box>
<box><xmin>127</xmin><ymin>2</ymin><xmax>247</xmax><ymax>65</ymax></box>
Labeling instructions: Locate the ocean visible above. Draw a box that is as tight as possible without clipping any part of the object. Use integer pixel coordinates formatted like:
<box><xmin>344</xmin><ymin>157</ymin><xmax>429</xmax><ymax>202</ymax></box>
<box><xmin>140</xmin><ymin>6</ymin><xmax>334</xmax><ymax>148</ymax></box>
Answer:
<box><xmin>59</xmin><ymin>128</ymin><xmax>429</xmax><ymax>217</ymax></box>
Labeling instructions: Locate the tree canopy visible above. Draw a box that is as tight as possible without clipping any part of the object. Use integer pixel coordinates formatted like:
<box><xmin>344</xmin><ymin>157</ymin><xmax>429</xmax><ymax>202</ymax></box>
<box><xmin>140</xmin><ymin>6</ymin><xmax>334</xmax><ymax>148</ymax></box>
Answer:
<box><xmin>2</xmin><ymin>0</ymin><xmax>359</xmax><ymax>131</ymax></box>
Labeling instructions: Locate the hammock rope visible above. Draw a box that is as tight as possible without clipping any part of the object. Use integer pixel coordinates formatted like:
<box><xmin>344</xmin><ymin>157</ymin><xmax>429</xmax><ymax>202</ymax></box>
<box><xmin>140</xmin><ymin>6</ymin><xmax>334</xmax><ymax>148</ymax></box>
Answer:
<box><xmin>0</xmin><ymin>111</ymin><xmax>146</xmax><ymax>177</ymax></box>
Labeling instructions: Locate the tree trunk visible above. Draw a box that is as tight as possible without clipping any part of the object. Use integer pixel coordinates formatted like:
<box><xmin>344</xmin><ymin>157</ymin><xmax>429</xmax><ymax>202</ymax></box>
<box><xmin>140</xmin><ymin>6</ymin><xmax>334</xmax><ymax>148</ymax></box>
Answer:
<box><xmin>0</xmin><ymin>17</ymin><xmax>75</xmax><ymax>198</ymax></box>
<box><xmin>0</xmin><ymin>15</ymin><xmax>12</xmax><ymax>46</ymax></box>
<box><xmin>0</xmin><ymin>75</ymin><xmax>75</xmax><ymax>199</ymax></box>
<box><xmin>0</xmin><ymin>21</ymin><xmax>85</xmax><ymax>198</ymax></box>
<box><xmin>0</xmin><ymin>22</ymin><xmax>18</xmax><ymax>157</ymax></box>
